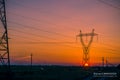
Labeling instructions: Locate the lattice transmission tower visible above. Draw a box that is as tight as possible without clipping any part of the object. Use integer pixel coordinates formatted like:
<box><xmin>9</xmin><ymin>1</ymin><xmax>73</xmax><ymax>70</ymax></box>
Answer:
<box><xmin>0</xmin><ymin>0</ymin><xmax>10</xmax><ymax>69</ymax></box>
<box><xmin>76</xmin><ymin>29</ymin><xmax>98</xmax><ymax>67</ymax></box>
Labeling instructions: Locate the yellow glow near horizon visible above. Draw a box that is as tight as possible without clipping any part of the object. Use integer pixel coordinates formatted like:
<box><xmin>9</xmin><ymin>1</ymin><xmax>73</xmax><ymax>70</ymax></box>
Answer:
<box><xmin>84</xmin><ymin>63</ymin><xmax>89</xmax><ymax>67</ymax></box>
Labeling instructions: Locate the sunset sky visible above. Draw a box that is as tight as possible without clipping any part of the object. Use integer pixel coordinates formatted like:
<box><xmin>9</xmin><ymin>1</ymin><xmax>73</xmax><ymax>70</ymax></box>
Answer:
<box><xmin>2</xmin><ymin>0</ymin><xmax>120</xmax><ymax>66</ymax></box>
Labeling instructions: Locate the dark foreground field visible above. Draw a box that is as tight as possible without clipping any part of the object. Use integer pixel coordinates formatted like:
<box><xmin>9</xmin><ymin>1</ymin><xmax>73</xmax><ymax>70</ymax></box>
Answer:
<box><xmin>0</xmin><ymin>65</ymin><xmax>120</xmax><ymax>80</ymax></box>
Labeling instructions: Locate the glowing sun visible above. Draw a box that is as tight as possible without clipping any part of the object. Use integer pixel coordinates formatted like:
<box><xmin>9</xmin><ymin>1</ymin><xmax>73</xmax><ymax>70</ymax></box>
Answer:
<box><xmin>84</xmin><ymin>63</ymin><xmax>89</xmax><ymax>67</ymax></box>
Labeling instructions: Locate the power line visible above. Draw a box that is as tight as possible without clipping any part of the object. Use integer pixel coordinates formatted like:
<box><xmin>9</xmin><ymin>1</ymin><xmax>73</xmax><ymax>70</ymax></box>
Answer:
<box><xmin>16</xmin><ymin>42</ymin><xmax>77</xmax><ymax>44</ymax></box>
<box><xmin>99</xmin><ymin>33</ymin><xmax>120</xmax><ymax>42</ymax></box>
<box><xmin>8</xmin><ymin>27</ymin><xmax>77</xmax><ymax>46</ymax></box>
<box><xmin>93</xmin><ymin>47</ymin><xmax>120</xmax><ymax>55</ymax></box>
<box><xmin>8</xmin><ymin>31</ymin><xmax>81</xmax><ymax>49</ymax></box>
<box><xmin>8</xmin><ymin>24</ymin><xmax>120</xmax><ymax>54</ymax></box>
<box><xmin>98</xmin><ymin>47</ymin><xmax>120</xmax><ymax>54</ymax></box>
<box><xmin>8</xmin><ymin>20</ymin><xmax>74</xmax><ymax>39</ymax></box>
<box><xmin>97</xmin><ymin>42</ymin><xmax>120</xmax><ymax>51</ymax></box>
<box><xmin>7</xmin><ymin>1</ymin><xmax>120</xmax><ymax>55</ymax></box>
<box><xmin>9</xmin><ymin>29</ymin><xmax>77</xmax><ymax>44</ymax></box>
<box><xmin>9</xmin><ymin>34</ymin><xmax>41</xmax><ymax>42</ymax></box>
<box><xmin>9</xmin><ymin>34</ymin><xmax>81</xmax><ymax>48</ymax></box>
<box><xmin>8</xmin><ymin>28</ymin><xmax>60</xmax><ymax>41</ymax></box>
<box><xmin>7</xmin><ymin>0</ymin><xmax>80</xmax><ymax>22</ymax></box>
<box><xmin>100</xmin><ymin>51</ymin><xmax>120</xmax><ymax>55</ymax></box>
<box><xmin>9</xmin><ymin>36</ymin><xmax>81</xmax><ymax>49</ymax></box>
<box><xmin>8</xmin><ymin>12</ymin><xmax>120</xmax><ymax>46</ymax></box>
<box><xmin>7</xmin><ymin>0</ymin><xmax>95</xmax><ymax>32</ymax></box>
<box><xmin>7</xmin><ymin>11</ymin><xmax>77</xmax><ymax>32</ymax></box>
<box><xmin>9</xmin><ymin>26</ymin><xmax>120</xmax><ymax>54</ymax></box>
<box><xmin>98</xmin><ymin>0</ymin><xmax>120</xmax><ymax>10</ymax></box>
<box><xmin>92</xmin><ymin>43</ymin><xmax>120</xmax><ymax>54</ymax></box>
<box><xmin>11</xmin><ymin>35</ymin><xmax>120</xmax><ymax>53</ymax></box>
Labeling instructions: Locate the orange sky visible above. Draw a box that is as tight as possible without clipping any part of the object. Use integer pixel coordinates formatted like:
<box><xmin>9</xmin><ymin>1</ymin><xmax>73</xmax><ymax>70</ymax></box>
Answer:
<box><xmin>2</xmin><ymin>0</ymin><xmax>120</xmax><ymax>66</ymax></box>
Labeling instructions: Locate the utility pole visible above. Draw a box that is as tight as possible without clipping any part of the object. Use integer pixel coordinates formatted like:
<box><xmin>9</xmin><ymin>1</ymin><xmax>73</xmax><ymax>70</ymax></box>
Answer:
<box><xmin>0</xmin><ymin>0</ymin><xmax>10</xmax><ymax>70</ymax></box>
<box><xmin>76</xmin><ymin>29</ymin><xmax>98</xmax><ymax>67</ymax></box>
<box><xmin>30</xmin><ymin>53</ymin><xmax>32</xmax><ymax>68</ymax></box>
<box><xmin>102</xmin><ymin>57</ymin><xmax>104</xmax><ymax>67</ymax></box>
<box><xmin>106</xmin><ymin>58</ymin><xmax>108</xmax><ymax>67</ymax></box>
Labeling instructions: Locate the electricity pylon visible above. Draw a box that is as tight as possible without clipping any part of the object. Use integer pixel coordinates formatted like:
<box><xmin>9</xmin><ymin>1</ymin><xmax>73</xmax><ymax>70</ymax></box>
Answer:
<box><xmin>0</xmin><ymin>0</ymin><xmax>10</xmax><ymax>70</ymax></box>
<box><xmin>30</xmin><ymin>53</ymin><xmax>33</xmax><ymax>68</ymax></box>
<box><xmin>76</xmin><ymin>29</ymin><xmax>98</xmax><ymax>67</ymax></box>
<box><xmin>102</xmin><ymin>57</ymin><xmax>104</xmax><ymax>67</ymax></box>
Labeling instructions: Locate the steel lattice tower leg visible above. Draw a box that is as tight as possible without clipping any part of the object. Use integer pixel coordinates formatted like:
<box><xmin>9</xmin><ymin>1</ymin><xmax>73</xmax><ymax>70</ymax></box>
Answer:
<box><xmin>77</xmin><ymin>29</ymin><xmax>98</xmax><ymax>67</ymax></box>
<box><xmin>0</xmin><ymin>0</ymin><xmax>10</xmax><ymax>70</ymax></box>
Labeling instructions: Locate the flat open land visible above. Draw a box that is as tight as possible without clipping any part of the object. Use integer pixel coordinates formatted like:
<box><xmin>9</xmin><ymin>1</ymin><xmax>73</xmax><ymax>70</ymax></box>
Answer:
<box><xmin>0</xmin><ymin>65</ymin><xmax>120</xmax><ymax>80</ymax></box>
